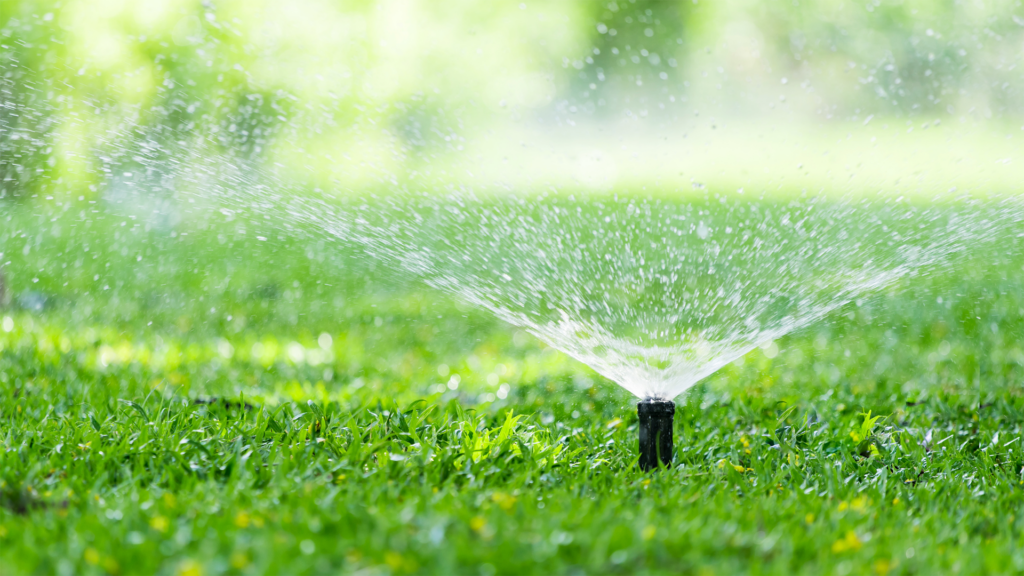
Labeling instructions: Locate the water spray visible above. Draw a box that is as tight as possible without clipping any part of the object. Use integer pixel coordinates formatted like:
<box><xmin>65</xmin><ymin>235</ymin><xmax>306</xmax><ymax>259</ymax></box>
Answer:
<box><xmin>637</xmin><ymin>399</ymin><xmax>675</xmax><ymax>471</ymax></box>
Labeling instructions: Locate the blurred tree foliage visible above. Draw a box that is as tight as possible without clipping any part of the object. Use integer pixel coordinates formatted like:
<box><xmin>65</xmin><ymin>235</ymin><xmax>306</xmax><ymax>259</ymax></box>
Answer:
<box><xmin>567</xmin><ymin>0</ymin><xmax>704</xmax><ymax>116</ymax></box>
<box><xmin>2</xmin><ymin>0</ymin><xmax>1023</xmax><ymax>200</ymax></box>
<box><xmin>740</xmin><ymin>0</ymin><xmax>1024</xmax><ymax>116</ymax></box>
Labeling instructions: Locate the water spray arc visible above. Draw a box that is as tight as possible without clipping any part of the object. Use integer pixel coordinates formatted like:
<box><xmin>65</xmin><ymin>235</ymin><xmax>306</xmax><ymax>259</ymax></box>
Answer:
<box><xmin>161</xmin><ymin>159</ymin><xmax>1020</xmax><ymax>478</ymax></box>
<box><xmin>637</xmin><ymin>399</ymin><xmax>675</xmax><ymax>471</ymax></box>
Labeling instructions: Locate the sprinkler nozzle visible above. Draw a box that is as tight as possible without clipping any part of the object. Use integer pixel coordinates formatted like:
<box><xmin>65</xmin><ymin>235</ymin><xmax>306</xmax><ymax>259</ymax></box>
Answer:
<box><xmin>638</xmin><ymin>399</ymin><xmax>675</xmax><ymax>471</ymax></box>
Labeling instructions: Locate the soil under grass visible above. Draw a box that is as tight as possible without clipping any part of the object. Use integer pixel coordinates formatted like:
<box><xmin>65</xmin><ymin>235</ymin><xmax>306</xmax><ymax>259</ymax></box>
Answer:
<box><xmin>2</xmin><ymin>198</ymin><xmax>1024</xmax><ymax>575</ymax></box>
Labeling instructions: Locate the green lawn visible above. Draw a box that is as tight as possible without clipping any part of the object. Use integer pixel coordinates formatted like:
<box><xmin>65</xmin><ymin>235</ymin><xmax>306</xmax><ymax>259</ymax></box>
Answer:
<box><xmin>2</xmin><ymin>195</ymin><xmax>1024</xmax><ymax>575</ymax></box>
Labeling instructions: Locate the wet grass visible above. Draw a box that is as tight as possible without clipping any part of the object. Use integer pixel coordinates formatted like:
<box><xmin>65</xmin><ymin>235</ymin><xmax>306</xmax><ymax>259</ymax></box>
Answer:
<box><xmin>2</xmin><ymin>198</ymin><xmax>1024</xmax><ymax>575</ymax></box>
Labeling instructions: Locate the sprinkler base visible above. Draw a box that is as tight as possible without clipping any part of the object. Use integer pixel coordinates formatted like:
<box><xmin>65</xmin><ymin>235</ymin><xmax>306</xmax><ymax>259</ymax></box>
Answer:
<box><xmin>638</xmin><ymin>399</ymin><xmax>675</xmax><ymax>471</ymax></box>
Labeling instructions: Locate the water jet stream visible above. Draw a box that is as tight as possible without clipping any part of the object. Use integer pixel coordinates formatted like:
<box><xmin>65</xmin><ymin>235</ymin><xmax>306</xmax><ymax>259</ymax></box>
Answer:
<box><xmin>82</xmin><ymin>144</ymin><xmax>1024</xmax><ymax>406</ymax></box>
<box><xmin>194</xmin><ymin>170</ymin><xmax>1022</xmax><ymax>402</ymax></box>
<box><xmin>96</xmin><ymin>149</ymin><xmax>1024</xmax><ymax>471</ymax></box>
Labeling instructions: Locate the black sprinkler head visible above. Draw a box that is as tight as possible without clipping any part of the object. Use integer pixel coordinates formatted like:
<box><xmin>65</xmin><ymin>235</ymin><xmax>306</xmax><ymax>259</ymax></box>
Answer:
<box><xmin>638</xmin><ymin>399</ymin><xmax>675</xmax><ymax>471</ymax></box>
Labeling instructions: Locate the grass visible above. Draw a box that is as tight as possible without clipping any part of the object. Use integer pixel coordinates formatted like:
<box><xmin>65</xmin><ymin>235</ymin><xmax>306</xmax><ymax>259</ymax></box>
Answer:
<box><xmin>2</xmin><ymin>194</ymin><xmax>1024</xmax><ymax>575</ymax></box>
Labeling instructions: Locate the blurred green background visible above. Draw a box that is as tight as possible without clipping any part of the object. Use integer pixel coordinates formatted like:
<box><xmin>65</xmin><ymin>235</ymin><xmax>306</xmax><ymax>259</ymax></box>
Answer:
<box><xmin>4</xmin><ymin>0</ymin><xmax>1024</xmax><ymax>198</ymax></box>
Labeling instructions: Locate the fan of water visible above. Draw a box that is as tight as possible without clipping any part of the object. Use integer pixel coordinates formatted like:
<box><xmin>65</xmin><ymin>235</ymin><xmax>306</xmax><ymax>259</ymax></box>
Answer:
<box><xmin>7</xmin><ymin>102</ymin><xmax>1022</xmax><ymax>401</ymax></box>
<box><xmin>6</xmin><ymin>83</ymin><xmax>1021</xmax><ymax>402</ymax></box>
<box><xmin>206</xmin><ymin>174</ymin><xmax>1018</xmax><ymax>400</ymax></box>
<box><xmin>6</xmin><ymin>1</ymin><xmax>1024</xmax><ymax>402</ymax></box>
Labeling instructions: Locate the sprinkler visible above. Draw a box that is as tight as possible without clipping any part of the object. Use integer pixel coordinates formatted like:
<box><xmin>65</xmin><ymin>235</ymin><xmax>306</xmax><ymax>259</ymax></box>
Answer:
<box><xmin>637</xmin><ymin>399</ymin><xmax>675</xmax><ymax>471</ymax></box>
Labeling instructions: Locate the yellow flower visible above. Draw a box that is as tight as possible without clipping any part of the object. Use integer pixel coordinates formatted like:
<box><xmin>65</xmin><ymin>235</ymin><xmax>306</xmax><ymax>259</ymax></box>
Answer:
<box><xmin>717</xmin><ymin>459</ymin><xmax>751</xmax><ymax>473</ymax></box>
<box><xmin>84</xmin><ymin>548</ymin><xmax>101</xmax><ymax>565</ymax></box>
<box><xmin>234</xmin><ymin>511</ymin><xmax>251</xmax><ymax>529</ymax></box>
<box><xmin>470</xmin><ymin>516</ymin><xmax>487</xmax><ymax>533</ymax></box>
<box><xmin>831</xmin><ymin>530</ymin><xmax>862</xmax><ymax>553</ymax></box>
<box><xmin>149</xmin><ymin>515</ymin><xmax>170</xmax><ymax>533</ymax></box>
<box><xmin>176</xmin><ymin>559</ymin><xmax>203</xmax><ymax>576</ymax></box>
<box><xmin>491</xmin><ymin>492</ymin><xmax>517</xmax><ymax>511</ymax></box>
<box><xmin>850</xmin><ymin>496</ymin><xmax>869</xmax><ymax>512</ymax></box>
<box><xmin>873</xmin><ymin>559</ymin><xmax>892</xmax><ymax>575</ymax></box>
<box><xmin>805</xmin><ymin>513</ymin><xmax>815</xmax><ymax>525</ymax></box>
